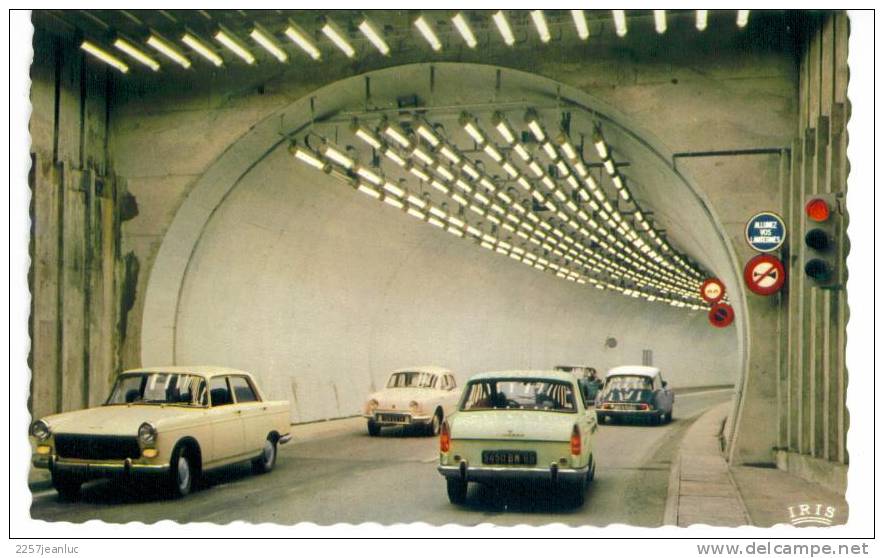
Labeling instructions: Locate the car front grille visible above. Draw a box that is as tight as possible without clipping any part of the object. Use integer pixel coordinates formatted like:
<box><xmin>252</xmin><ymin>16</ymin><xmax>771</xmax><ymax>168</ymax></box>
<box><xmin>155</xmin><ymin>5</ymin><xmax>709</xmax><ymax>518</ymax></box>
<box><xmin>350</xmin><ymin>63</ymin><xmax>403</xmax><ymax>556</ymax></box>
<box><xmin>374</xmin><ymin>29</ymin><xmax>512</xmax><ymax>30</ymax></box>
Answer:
<box><xmin>54</xmin><ymin>434</ymin><xmax>141</xmax><ymax>460</ymax></box>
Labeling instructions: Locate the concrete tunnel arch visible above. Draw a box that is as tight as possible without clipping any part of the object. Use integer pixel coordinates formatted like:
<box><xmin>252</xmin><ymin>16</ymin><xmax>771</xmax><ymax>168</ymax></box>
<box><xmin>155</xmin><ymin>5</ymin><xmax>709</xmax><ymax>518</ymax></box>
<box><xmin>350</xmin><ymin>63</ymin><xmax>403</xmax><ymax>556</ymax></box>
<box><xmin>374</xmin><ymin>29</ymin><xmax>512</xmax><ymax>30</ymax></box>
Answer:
<box><xmin>140</xmin><ymin>63</ymin><xmax>747</xmax><ymax>424</ymax></box>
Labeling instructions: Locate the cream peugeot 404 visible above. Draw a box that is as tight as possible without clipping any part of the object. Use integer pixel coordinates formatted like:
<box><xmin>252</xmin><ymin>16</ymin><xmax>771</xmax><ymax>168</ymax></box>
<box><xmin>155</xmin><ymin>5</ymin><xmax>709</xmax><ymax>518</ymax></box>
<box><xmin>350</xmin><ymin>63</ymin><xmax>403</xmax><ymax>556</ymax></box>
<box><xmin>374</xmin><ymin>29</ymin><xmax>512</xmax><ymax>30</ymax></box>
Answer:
<box><xmin>30</xmin><ymin>366</ymin><xmax>292</xmax><ymax>499</ymax></box>
<box><xmin>363</xmin><ymin>366</ymin><xmax>460</xmax><ymax>436</ymax></box>
<box><xmin>438</xmin><ymin>370</ymin><xmax>598</xmax><ymax>506</ymax></box>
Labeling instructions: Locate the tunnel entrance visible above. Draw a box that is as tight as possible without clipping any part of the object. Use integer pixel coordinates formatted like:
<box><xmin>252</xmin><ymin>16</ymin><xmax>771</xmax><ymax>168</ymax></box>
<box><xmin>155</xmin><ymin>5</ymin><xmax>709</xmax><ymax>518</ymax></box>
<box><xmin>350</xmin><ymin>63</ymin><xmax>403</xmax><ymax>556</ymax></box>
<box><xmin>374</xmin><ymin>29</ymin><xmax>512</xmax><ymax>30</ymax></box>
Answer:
<box><xmin>141</xmin><ymin>63</ymin><xmax>743</xmax><ymax>423</ymax></box>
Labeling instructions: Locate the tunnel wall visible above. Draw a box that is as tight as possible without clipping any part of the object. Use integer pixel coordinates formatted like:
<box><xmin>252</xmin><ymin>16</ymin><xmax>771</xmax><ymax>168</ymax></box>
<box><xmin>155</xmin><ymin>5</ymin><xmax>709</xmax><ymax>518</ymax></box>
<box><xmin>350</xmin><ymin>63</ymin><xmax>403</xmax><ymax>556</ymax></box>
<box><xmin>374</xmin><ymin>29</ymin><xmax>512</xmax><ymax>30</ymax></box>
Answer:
<box><xmin>778</xmin><ymin>12</ymin><xmax>849</xmax><ymax>492</ymax></box>
<box><xmin>27</xmin><ymin>24</ymin><xmax>132</xmax><ymax>420</ymax></box>
<box><xmin>170</xmin><ymin>144</ymin><xmax>737</xmax><ymax>422</ymax></box>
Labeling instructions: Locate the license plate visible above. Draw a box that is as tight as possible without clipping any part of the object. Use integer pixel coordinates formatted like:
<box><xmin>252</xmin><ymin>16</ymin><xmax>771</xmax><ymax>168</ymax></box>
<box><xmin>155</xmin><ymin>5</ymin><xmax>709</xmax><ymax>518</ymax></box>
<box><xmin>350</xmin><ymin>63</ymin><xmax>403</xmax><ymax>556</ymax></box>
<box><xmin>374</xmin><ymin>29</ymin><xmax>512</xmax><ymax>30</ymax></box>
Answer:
<box><xmin>377</xmin><ymin>413</ymin><xmax>409</xmax><ymax>423</ymax></box>
<box><xmin>482</xmin><ymin>450</ymin><xmax>537</xmax><ymax>466</ymax></box>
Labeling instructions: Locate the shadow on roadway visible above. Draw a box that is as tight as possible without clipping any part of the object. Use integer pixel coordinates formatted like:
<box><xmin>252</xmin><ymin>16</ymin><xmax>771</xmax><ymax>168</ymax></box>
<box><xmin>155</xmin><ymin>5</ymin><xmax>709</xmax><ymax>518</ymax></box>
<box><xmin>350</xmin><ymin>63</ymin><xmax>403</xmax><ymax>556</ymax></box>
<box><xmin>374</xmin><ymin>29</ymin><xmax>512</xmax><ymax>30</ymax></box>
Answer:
<box><xmin>370</xmin><ymin>424</ymin><xmax>437</xmax><ymax>439</ymax></box>
<box><xmin>456</xmin><ymin>480</ymin><xmax>597</xmax><ymax>514</ymax></box>
<box><xmin>41</xmin><ymin>462</ymin><xmax>262</xmax><ymax>506</ymax></box>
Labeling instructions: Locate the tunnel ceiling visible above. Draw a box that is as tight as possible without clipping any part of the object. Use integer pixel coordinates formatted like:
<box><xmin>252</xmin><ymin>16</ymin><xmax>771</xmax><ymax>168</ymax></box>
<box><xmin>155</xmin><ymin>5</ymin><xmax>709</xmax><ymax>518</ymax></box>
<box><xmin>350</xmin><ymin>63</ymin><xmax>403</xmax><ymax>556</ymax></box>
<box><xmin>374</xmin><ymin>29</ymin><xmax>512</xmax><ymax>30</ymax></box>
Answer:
<box><xmin>37</xmin><ymin>9</ymin><xmax>781</xmax><ymax>80</ymax></box>
<box><xmin>291</xmin><ymin>100</ymin><xmax>710</xmax><ymax>310</ymax></box>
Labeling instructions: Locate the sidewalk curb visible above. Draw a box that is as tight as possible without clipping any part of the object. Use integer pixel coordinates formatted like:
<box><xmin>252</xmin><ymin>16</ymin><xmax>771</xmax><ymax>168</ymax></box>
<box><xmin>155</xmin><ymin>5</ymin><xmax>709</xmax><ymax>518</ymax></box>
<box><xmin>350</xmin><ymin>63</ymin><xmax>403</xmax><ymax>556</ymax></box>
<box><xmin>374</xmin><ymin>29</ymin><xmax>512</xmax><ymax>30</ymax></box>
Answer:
<box><xmin>663</xmin><ymin>402</ymin><xmax>751</xmax><ymax>527</ymax></box>
<box><xmin>663</xmin><ymin>452</ymin><xmax>681</xmax><ymax>526</ymax></box>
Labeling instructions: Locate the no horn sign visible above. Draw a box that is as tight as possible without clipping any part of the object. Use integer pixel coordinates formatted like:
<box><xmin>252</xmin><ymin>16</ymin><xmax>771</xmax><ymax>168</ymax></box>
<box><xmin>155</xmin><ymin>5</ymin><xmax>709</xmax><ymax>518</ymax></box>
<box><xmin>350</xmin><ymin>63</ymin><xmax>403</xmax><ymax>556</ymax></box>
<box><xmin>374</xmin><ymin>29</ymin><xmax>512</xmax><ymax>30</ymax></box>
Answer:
<box><xmin>744</xmin><ymin>254</ymin><xmax>786</xmax><ymax>296</ymax></box>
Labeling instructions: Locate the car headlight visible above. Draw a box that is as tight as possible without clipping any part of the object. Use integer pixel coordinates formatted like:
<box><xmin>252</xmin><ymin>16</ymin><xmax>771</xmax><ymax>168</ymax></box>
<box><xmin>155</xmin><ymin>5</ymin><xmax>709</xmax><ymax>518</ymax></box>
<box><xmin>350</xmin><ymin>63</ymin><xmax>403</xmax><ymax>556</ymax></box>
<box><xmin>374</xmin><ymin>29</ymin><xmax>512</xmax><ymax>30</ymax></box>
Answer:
<box><xmin>366</xmin><ymin>399</ymin><xmax>379</xmax><ymax>413</ymax></box>
<box><xmin>138</xmin><ymin>422</ymin><xmax>157</xmax><ymax>446</ymax></box>
<box><xmin>409</xmin><ymin>400</ymin><xmax>421</xmax><ymax>414</ymax></box>
<box><xmin>30</xmin><ymin>420</ymin><xmax>51</xmax><ymax>441</ymax></box>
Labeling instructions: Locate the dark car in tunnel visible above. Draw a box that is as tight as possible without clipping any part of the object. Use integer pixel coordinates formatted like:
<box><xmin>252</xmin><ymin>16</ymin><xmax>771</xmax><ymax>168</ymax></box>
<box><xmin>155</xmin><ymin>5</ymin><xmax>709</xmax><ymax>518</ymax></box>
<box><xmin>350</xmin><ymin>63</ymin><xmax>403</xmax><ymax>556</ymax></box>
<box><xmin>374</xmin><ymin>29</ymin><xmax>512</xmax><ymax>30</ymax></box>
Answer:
<box><xmin>595</xmin><ymin>366</ymin><xmax>674</xmax><ymax>425</ymax></box>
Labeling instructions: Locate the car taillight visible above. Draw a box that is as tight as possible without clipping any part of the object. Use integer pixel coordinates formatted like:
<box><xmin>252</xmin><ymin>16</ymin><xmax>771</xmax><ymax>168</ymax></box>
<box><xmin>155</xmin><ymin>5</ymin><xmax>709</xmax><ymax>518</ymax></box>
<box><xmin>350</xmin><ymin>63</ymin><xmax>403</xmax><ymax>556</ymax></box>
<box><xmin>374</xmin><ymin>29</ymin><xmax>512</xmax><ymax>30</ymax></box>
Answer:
<box><xmin>638</xmin><ymin>403</ymin><xmax>649</xmax><ymax>410</ymax></box>
<box><xmin>440</xmin><ymin>421</ymin><xmax>451</xmax><ymax>453</ymax></box>
<box><xmin>570</xmin><ymin>425</ymin><xmax>581</xmax><ymax>456</ymax></box>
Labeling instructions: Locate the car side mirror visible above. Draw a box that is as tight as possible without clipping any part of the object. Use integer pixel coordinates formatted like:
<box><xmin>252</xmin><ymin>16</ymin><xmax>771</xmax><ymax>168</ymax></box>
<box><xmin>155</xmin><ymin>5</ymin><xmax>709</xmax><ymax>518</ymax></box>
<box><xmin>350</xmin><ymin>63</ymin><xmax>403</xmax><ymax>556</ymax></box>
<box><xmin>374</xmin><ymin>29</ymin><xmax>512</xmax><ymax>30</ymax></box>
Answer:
<box><xmin>662</xmin><ymin>381</ymin><xmax>668</xmax><ymax>388</ymax></box>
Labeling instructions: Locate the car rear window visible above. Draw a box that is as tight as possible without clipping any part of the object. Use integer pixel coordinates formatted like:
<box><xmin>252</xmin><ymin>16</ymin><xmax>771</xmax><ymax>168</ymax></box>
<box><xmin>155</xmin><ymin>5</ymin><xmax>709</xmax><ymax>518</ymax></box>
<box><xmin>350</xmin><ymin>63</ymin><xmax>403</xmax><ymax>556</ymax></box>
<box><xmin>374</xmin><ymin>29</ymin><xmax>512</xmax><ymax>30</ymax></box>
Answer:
<box><xmin>460</xmin><ymin>379</ymin><xmax>577</xmax><ymax>413</ymax></box>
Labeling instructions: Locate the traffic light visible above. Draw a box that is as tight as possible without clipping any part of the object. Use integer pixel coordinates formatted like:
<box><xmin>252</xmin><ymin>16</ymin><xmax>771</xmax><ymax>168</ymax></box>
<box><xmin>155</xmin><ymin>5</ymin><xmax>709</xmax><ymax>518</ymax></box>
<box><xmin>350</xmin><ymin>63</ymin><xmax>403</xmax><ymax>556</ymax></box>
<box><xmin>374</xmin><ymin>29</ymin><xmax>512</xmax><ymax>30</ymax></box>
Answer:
<box><xmin>803</xmin><ymin>193</ymin><xmax>847</xmax><ymax>289</ymax></box>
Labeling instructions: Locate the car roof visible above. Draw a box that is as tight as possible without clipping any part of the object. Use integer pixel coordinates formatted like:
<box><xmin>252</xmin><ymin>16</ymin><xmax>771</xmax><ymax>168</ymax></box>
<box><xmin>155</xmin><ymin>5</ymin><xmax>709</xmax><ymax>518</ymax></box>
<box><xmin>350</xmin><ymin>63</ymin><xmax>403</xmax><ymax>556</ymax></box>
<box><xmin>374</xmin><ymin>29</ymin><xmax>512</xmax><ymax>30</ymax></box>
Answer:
<box><xmin>391</xmin><ymin>365</ymin><xmax>452</xmax><ymax>375</ymax></box>
<box><xmin>121</xmin><ymin>366</ymin><xmax>254</xmax><ymax>379</ymax></box>
<box><xmin>467</xmin><ymin>370</ymin><xmax>577</xmax><ymax>382</ymax></box>
<box><xmin>606</xmin><ymin>365</ymin><xmax>661</xmax><ymax>378</ymax></box>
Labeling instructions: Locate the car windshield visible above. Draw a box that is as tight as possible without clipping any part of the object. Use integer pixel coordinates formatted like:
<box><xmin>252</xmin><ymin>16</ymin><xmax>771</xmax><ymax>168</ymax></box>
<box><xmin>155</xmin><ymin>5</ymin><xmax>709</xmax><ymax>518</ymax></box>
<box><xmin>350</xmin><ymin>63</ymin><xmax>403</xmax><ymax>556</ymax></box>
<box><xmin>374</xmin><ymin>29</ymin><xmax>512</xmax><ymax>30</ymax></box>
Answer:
<box><xmin>602</xmin><ymin>375</ymin><xmax>653</xmax><ymax>394</ymax></box>
<box><xmin>386</xmin><ymin>372</ymin><xmax>438</xmax><ymax>388</ymax></box>
<box><xmin>106</xmin><ymin>372</ymin><xmax>208</xmax><ymax>406</ymax></box>
<box><xmin>459</xmin><ymin>379</ymin><xmax>577</xmax><ymax>413</ymax></box>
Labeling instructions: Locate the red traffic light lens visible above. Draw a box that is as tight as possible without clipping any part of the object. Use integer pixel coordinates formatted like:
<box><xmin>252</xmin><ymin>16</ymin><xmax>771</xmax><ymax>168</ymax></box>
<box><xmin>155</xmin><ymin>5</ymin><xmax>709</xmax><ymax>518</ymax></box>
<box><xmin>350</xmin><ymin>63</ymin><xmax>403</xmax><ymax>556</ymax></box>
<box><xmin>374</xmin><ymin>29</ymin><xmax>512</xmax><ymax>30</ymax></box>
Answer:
<box><xmin>805</xmin><ymin>198</ymin><xmax>831</xmax><ymax>222</ymax></box>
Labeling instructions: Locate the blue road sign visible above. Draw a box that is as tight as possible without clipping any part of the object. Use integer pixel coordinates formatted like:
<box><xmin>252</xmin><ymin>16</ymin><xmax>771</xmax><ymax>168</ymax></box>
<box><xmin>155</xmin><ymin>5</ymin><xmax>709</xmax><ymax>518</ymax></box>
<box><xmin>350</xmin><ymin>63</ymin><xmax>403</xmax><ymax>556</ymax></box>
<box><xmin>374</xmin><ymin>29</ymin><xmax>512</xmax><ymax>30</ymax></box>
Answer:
<box><xmin>745</xmin><ymin>211</ymin><xmax>786</xmax><ymax>253</ymax></box>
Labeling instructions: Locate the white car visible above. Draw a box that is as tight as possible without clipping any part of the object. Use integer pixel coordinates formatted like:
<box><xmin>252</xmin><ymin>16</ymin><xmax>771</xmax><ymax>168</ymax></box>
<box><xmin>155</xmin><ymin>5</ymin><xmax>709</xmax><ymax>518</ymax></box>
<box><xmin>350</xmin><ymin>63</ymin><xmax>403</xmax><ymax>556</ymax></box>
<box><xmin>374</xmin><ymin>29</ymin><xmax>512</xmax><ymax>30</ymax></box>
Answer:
<box><xmin>437</xmin><ymin>370</ymin><xmax>598</xmax><ymax>506</ymax></box>
<box><xmin>363</xmin><ymin>366</ymin><xmax>461</xmax><ymax>436</ymax></box>
<box><xmin>30</xmin><ymin>366</ymin><xmax>291</xmax><ymax>499</ymax></box>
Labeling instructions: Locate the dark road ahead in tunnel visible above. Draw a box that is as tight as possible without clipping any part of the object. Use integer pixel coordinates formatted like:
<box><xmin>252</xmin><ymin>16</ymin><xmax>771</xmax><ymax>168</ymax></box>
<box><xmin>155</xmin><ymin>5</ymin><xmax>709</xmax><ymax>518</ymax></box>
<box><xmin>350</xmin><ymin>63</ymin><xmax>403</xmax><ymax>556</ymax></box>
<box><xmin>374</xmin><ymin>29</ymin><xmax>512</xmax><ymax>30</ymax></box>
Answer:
<box><xmin>30</xmin><ymin>389</ymin><xmax>732</xmax><ymax>526</ymax></box>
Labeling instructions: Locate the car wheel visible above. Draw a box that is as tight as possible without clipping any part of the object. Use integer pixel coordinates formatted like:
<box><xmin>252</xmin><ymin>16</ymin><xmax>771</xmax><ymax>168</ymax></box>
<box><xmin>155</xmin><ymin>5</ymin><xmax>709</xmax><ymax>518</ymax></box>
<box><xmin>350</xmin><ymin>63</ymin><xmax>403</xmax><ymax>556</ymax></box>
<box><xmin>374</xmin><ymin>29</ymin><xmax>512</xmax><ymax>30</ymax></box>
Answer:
<box><xmin>587</xmin><ymin>454</ymin><xmax>596</xmax><ymax>483</ymax></box>
<box><xmin>367</xmin><ymin>420</ymin><xmax>381</xmax><ymax>437</ymax></box>
<box><xmin>252</xmin><ymin>436</ymin><xmax>277</xmax><ymax>474</ymax></box>
<box><xmin>51</xmin><ymin>472</ymin><xmax>82</xmax><ymax>501</ymax></box>
<box><xmin>168</xmin><ymin>445</ymin><xmax>194</xmax><ymax>498</ymax></box>
<box><xmin>446</xmin><ymin>477</ymin><xmax>468</xmax><ymax>505</ymax></box>
<box><xmin>427</xmin><ymin>411</ymin><xmax>442</xmax><ymax>436</ymax></box>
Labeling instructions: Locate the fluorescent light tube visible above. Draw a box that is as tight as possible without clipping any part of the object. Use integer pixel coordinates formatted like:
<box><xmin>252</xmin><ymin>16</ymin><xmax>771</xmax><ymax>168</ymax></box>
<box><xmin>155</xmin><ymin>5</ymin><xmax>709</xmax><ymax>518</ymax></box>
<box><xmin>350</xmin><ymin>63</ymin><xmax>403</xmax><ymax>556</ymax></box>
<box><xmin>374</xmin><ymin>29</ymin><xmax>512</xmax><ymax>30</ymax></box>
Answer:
<box><xmin>414</xmin><ymin>16</ymin><xmax>442</xmax><ymax>51</ymax></box>
<box><xmin>215</xmin><ymin>29</ymin><xmax>255</xmax><ymax>64</ymax></box>
<box><xmin>451</xmin><ymin>12</ymin><xmax>477</xmax><ymax>48</ymax></box>
<box><xmin>654</xmin><ymin>10</ymin><xmax>667</xmax><ymax>34</ymax></box>
<box><xmin>82</xmin><ymin>41</ymin><xmax>129</xmax><ymax>73</ymax></box>
<box><xmin>612</xmin><ymin>10</ymin><xmax>627</xmax><ymax>37</ymax></box>
<box><xmin>293</xmin><ymin>148</ymin><xmax>324</xmax><ymax>170</ymax></box>
<box><xmin>696</xmin><ymin>10</ymin><xmax>708</xmax><ymax>31</ymax></box>
<box><xmin>321</xmin><ymin>20</ymin><xmax>355</xmax><ymax>58</ymax></box>
<box><xmin>147</xmin><ymin>35</ymin><xmax>191</xmax><ymax>68</ymax></box>
<box><xmin>182</xmin><ymin>32</ymin><xmax>223</xmax><ymax>66</ymax></box>
<box><xmin>492</xmin><ymin>11</ymin><xmax>515</xmax><ymax>46</ymax></box>
<box><xmin>285</xmin><ymin>23</ymin><xmax>321</xmax><ymax>60</ymax></box>
<box><xmin>113</xmin><ymin>38</ymin><xmax>159</xmax><ymax>71</ymax></box>
<box><xmin>530</xmin><ymin>11</ymin><xmax>551</xmax><ymax>43</ymax></box>
<box><xmin>358</xmin><ymin>19</ymin><xmax>390</xmax><ymax>55</ymax></box>
<box><xmin>250</xmin><ymin>27</ymin><xmax>288</xmax><ymax>62</ymax></box>
<box><xmin>571</xmin><ymin>10</ymin><xmax>589</xmax><ymax>40</ymax></box>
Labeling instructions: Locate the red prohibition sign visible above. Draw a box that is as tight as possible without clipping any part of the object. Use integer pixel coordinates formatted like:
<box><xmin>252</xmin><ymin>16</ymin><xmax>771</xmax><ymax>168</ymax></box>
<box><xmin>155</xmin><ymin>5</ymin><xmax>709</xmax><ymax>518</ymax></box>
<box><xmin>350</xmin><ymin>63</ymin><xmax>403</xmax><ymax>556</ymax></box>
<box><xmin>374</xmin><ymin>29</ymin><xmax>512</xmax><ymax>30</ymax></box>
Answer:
<box><xmin>743</xmin><ymin>254</ymin><xmax>786</xmax><ymax>296</ymax></box>
<box><xmin>708</xmin><ymin>303</ymin><xmax>735</xmax><ymax>328</ymax></box>
<box><xmin>700</xmin><ymin>278</ymin><xmax>726</xmax><ymax>304</ymax></box>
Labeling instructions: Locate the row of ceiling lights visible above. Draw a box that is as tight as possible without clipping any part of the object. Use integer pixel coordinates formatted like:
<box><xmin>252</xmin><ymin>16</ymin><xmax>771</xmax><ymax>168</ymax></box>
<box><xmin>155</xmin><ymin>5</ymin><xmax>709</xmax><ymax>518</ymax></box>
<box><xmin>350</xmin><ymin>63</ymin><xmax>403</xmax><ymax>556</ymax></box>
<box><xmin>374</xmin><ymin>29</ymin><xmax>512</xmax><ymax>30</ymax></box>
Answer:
<box><xmin>290</xmin><ymin>112</ymin><xmax>707</xmax><ymax>310</ymax></box>
<box><xmin>77</xmin><ymin>9</ymin><xmax>752</xmax><ymax>74</ymax></box>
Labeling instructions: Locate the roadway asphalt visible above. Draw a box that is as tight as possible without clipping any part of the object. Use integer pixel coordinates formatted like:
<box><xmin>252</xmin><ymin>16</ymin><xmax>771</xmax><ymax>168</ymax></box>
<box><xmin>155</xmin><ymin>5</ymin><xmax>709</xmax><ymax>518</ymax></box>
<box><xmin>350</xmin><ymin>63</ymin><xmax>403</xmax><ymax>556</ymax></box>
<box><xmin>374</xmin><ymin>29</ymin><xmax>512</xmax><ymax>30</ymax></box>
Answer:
<box><xmin>29</xmin><ymin>389</ymin><xmax>734</xmax><ymax>526</ymax></box>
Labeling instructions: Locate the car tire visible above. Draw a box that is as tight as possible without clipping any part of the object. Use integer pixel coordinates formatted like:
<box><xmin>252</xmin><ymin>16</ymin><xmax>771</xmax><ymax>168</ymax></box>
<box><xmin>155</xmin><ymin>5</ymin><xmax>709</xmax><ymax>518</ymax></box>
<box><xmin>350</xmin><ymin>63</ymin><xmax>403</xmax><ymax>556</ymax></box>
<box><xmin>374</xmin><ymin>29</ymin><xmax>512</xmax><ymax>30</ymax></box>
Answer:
<box><xmin>367</xmin><ymin>420</ymin><xmax>381</xmax><ymax>437</ymax></box>
<box><xmin>587</xmin><ymin>454</ymin><xmax>596</xmax><ymax>483</ymax></box>
<box><xmin>426</xmin><ymin>411</ymin><xmax>442</xmax><ymax>436</ymax></box>
<box><xmin>252</xmin><ymin>436</ymin><xmax>277</xmax><ymax>474</ymax></box>
<box><xmin>168</xmin><ymin>445</ymin><xmax>194</xmax><ymax>498</ymax></box>
<box><xmin>51</xmin><ymin>472</ymin><xmax>83</xmax><ymax>501</ymax></box>
<box><xmin>446</xmin><ymin>478</ymin><xmax>468</xmax><ymax>505</ymax></box>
